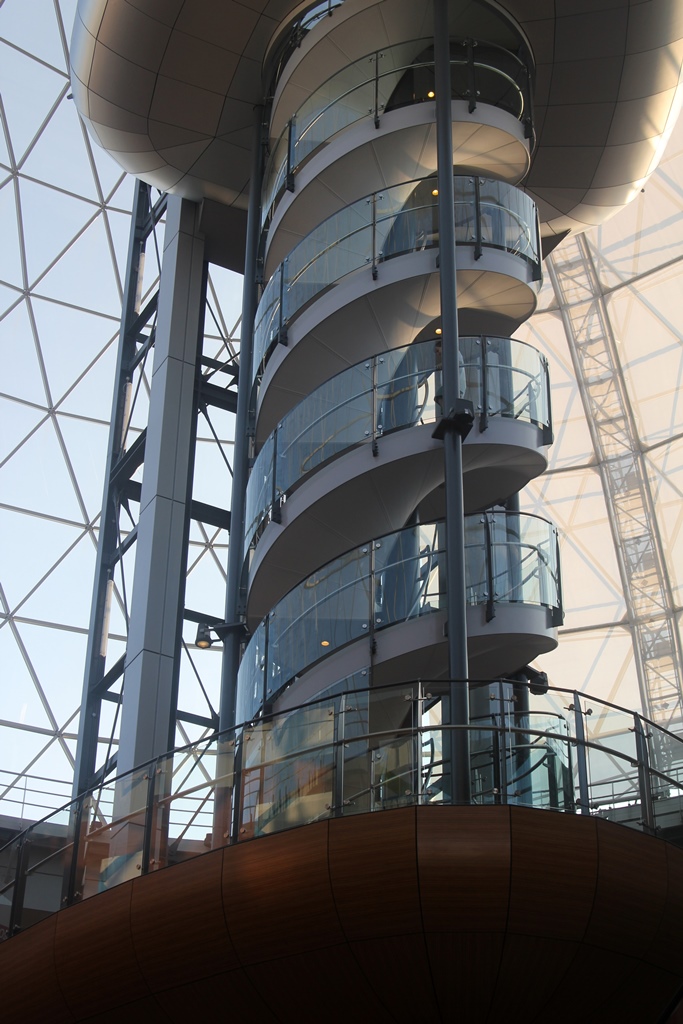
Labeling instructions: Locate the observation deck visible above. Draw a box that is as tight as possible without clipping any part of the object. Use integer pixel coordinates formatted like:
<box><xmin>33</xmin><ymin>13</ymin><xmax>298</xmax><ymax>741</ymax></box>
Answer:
<box><xmin>2</xmin><ymin>682</ymin><xmax>683</xmax><ymax>1021</ymax></box>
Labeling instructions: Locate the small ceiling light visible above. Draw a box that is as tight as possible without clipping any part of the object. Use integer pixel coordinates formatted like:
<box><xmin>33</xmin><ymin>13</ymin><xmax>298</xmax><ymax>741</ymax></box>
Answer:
<box><xmin>321</xmin><ymin>639</ymin><xmax>330</xmax><ymax>647</ymax></box>
<box><xmin>435</xmin><ymin>327</ymin><xmax>442</xmax><ymax>335</ymax></box>
<box><xmin>196</xmin><ymin>623</ymin><xmax>214</xmax><ymax>648</ymax></box>
<box><xmin>431</xmin><ymin>188</ymin><xmax>439</xmax><ymax>196</ymax></box>
<box><xmin>427</xmin><ymin>90</ymin><xmax>435</xmax><ymax>98</ymax></box>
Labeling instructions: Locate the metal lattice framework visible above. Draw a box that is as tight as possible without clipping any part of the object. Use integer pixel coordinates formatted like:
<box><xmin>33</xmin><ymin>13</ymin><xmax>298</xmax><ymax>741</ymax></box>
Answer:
<box><xmin>548</xmin><ymin>235</ymin><xmax>683</xmax><ymax>734</ymax></box>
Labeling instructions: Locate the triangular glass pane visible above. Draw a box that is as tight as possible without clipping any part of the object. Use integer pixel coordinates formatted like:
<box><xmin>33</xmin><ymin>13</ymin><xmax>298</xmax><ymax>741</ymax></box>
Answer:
<box><xmin>0</xmin><ymin>0</ymin><xmax>66</xmax><ymax>72</ymax></box>
<box><xmin>19</xmin><ymin>177</ymin><xmax>98</xmax><ymax>286</ymax></box>
<box><xmin>18</xmin><ymin>531</ymin><xmax>97</xmax><ymax>631</ymax></box>
<box><xmin>31</xmin><ymin>295</ymin><xmax>119</xmax><ymax>408</ymax></box>
<box><xmin>0</xmin><ymin>43</ymin><xmax>66</xmax><ymax>165</ymax></box>
<box><xmin>0</xmin><ymin>507</ymin><xmax>85</xmax><ymax>610</ymax></box>
<box><xmin>56</xmin><ymin>337</ymin><xmax>117</xmax><ymax>421</ymax></box>
<box><xmin>0</xmin><ymin>724</ymin><xmax>55</xmax><ymax>780</ymax></box>
<box><xmin>11</xmin><ymin>740</ymin><xmax>76</xmax><ymax>809</ymax></box>
<box><xmin>54</xmin><ymin>413</ymin><xmax>110</xmax><ymax>519</ymax></box>
<box><xmin>0</xmin><ymin>416</ymin><xmax>87</xmax><ymax>519</ymax></box>
<box><xmin>17</xmin><ymin>623</ymin><xmax>88</xmax><ymax>725</ymax></box>
<box><xmin>0</xmin><ymin>626</ymin><xmax>56</xmax><ymax>730</ymax></box>
<box><xmin>21</xmin><ymin>96</ymin><xmax>101</xmax><ymax>202</ymax></box>
<box><xmin>0</xmin><ymin>396</ymin><xmax>48</xmax><ymax>464</ymax></box>
<box><xmin>0</xmin><ymin>179</ymin><xmax>24</xmax><ymax>288</ymax></box>
<box><xmin>0</xmin><ymin>300</ymin><xmax>49</xmax><ymax>406</ymax></box>
<box><xmin>35</xmin><ymin>213</ymin><xmax>123</xmax><ymax>316</ymax></box>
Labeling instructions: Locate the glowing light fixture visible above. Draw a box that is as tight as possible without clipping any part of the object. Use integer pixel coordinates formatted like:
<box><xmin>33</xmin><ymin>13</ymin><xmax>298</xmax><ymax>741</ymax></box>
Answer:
<box><xmin>427</xmin><ymin>90</ymin><xmax>435</xmax><ymax>98</ymax></box>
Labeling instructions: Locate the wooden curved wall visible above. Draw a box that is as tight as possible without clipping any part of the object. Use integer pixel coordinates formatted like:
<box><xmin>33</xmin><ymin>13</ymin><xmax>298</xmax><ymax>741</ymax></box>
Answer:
<box><xmin>1</xmin><ymin>806</ymin><xmax>682</xmax><ymax>1023</ymax></box>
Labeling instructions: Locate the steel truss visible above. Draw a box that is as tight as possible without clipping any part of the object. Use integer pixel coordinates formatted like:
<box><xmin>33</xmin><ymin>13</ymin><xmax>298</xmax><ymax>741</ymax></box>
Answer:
<box><xmin>73</xmin><ymin>182</ymin><xmax>238</xmax><ymax>796</ymax></box>
<box><xmin>548</xmin><ymin>234</ymin><xmax>683</xmax><ymax>738</ymax></box>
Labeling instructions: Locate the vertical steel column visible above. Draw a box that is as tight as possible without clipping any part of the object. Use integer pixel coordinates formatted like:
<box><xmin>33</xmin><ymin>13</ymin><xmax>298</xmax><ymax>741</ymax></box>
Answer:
<box><xmin>434</xmin><ymin>0</ymin><xmax>471</xmax><ymax>804</ymax></box>
<box><xmin>116</xmin><ymin>197</ymin><xmax>206</xmax><ymax>775</ymax></box>
<box><xmin>72</xmin><ymin>182</ymin><xmax>157</xmax><ymax>797</ymax></box>
<box><xmin>220</xmin><ymin>106</ymin><xmax>265</xmax><ymax>732</ymax></box>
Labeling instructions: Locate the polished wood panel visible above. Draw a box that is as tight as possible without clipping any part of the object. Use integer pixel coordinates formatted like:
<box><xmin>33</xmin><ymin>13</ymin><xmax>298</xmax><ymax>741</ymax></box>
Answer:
<box><xmin>244</xmin><ymin>946</ymin><xmax>396</xmax><ymax>1024</ymax></box>
<box><xmin>584</xmin><ymin>819</ymin><xmax>668</xmax><ymax>957</ymax></box>
<box><xmin>507</xmin><ymin>807</ymin><xmax>598</xmax><ymax>941</ymax></box>
<box><xmin>347</xmin><ymin>935</ymin><xmax>441</xmax><ymax>1021</ymax></box>
<box><xmin>152</xmin><ymin>969</ymin><xmax>280</xmax><ymax>1022</ymax></box>
<box><xmin>417</xmin><ymin>805</ymin><xmax>512</xmax><ymax>933</ymax></box>
<box><xmin>2</xmin><ymin>807</ymin><xmax>682</xmax><ymax>1022</ymax></box>
<box><xmin>489</xmin><ymin>933</ymin><xmax>580</xmax><ymax>1022</ymax></box>
<box><xmin>328</xmin><ymin>807</ymin><xmax>421</xmax><ymax>939</ymax></box>
<box><xmin>221</xmin><ymin>821</ymin><xmax>344</xmax><ymax>963</ymax></box>
<box><xmin>54</xmin><ymin>881</ymin><xmax>150</xmax><ymax>1018</ymax></box>
<box><xmin>130</xmin><ymin>848</ymin><xmax>238</xmax><ymax>990</ymax></box>
<box><xmin>425</xmin><ymin>932</ymin><xmax>505</xmax><ymax>1021</ymax></box>
<box><xmin>0</xmin><ymin>912</ymin><xmax>73</xmax><ymax>1021</ymax></box>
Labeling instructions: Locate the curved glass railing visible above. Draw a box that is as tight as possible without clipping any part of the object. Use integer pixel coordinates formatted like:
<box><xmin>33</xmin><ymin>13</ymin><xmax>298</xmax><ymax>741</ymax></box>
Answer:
<box><xmin>2</xmin><ymin>679</ymin><xmax>681</xmax><ymax>940</ymax></box>
<box><xmin>238</xmin><ymin>514</ymin><xmax>561</xmax><ymax>721</ymax></box>
<box><xmin>266</xmin><ymin>0</ymin><xmax>346</xmax><ymax>96</ymax></box>
<box><xmin>244</xmin><ymin>335</ymin><xmax>552</xmax><ymax>558</ymax></box>
<box><xmin>253</xmin><ymin>175</ymin><xmax>542</xmax><ymax>387</ymax></box>
<box><xmin>262</xmin><ymin>37</ymin><xmax>534</xmax><ymax>227</ymax></box>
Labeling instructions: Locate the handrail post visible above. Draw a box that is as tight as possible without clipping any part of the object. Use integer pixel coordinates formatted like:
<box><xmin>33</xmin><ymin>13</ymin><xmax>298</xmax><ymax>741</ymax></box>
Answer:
<box><xmin>473</xmin><ymin>176</ymin><xmax>483</xmax><ymax>261</ymax></box>
<box><xmin>479</xmin><ymin>336</ymin><xmax>489</xmax><ymax>433</ymax></box>
<box><xmin>271</xmin><ymin>426</ymin><xmax>281</xmax><ymax>523</ymax></box>
<box><xmin>8</xmin><ymin>833</ymin><xmax>29</xmax><ymax>937</ymax></box>
<box><xmin>634</xmin><ymin>713</ymin><xmax>656</xmax><ymax>834</ymax></box>
<box><xmin>286</xmin><ymin>117</ymin><xmax>296</xmax><ymax>192</ymax></box>
<box><xmin>140</xmin><ymin>760</ymin><xmax>158</xmax><ymax>875</ymax></box>
<box><xmin>466</xmin><ymin>39</ymin><xmax>477</xmax><ymax>114</ymax></box>
<box><xmin>572</xmin><ymin>691</ymin><xmax>590</xmax><ymax>814</ymax></box>
<box><xmin>484</xmin><ymin>513</ymin><xmax>496</xmax><ymax>622</ymax></box>
<box><xmin>371</xmin><ymin>194</ymin><xmax>378</xmax><ymax>280</ymax></box>
<box><xmin>373</xmin><ymin>50</ymin><xmax>381</xmax><ymax>128</ymax></box>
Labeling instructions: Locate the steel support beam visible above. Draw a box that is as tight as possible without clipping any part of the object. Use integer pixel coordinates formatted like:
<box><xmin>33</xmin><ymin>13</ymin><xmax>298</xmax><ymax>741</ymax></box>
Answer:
<box><xmin>73</xmin><ymin>183</ymin><xmax>166</xmax><ymax>797</ymax></box>
<box><xmin>220</xmin><ymin>106</ymin><xmax>265</xmax><ymax>732</ymax></box>
<box><xmin>434</xmin><ymin>0</ymin><xmax>471</xmax><ymax>804</ymax></box>
<box><xmin>548</xmin><ymin>234</ymin><xmax>683</xmax><ymax>740</ymax></box>
<box><xmin>116</xmin><ymin>197</ymin><xmax>207</xmax><ymax>776</ymax></box>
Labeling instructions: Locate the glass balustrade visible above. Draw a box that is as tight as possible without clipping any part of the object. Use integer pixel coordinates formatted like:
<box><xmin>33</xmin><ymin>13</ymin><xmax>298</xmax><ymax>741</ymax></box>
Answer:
<box><xmin>252</xmin><ymin>175</ymin><xmax>542</xmax><ymax>386</ymax></box>
<box><xmin>262</xmin><ymin>37</ymin><xmax>534</xmax><ymax>226</ymax></box>
<box><xmin>244</xmin><ymin>335</ymin><xmax>551</xmax><ymax>557</ymax></box>
<box><xmin>3</xmin><ymin>679</ymin><xmax>681</xmax><ymax>940</ymax></box>
<box><xmin>238</xmin><ymin>514</ymin><xmax>561</xmax><ymax>720</ymax></box>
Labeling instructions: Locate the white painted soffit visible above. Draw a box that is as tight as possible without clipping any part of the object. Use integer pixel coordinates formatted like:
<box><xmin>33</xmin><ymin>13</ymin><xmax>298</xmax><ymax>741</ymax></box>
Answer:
<box><xmin>70</xmin><ymin>0</ymin><xmax>683</xmax><ymax>236</ymax></box>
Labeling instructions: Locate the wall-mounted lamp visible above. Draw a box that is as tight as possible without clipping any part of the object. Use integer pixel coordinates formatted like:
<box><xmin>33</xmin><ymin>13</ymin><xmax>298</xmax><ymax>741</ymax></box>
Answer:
<box><xmin>195</xmin><ymin>620</ymin><xmax>248</xmax><ymax>648</ymax></box>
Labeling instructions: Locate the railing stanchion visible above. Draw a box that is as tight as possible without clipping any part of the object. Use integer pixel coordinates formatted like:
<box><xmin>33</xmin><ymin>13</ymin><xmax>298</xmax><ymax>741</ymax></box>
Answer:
<box><xmin>572</xmin><ymin>692</ymin><xmax>590</xmax><ymax>814</ymax></box>
<box><xmin>8</xmin><ymin>833</ymin><xmax>29</xmax><ymax>937</ymax></box>
<box><xmin>634</xmin><ymin>713</ymin><xmax>656</xmax><ymax>834</ymax></box>
<box><xmin>140</xmin><ymin>760</ymin><xmax>158</xmax><ymax>875</ymax></box>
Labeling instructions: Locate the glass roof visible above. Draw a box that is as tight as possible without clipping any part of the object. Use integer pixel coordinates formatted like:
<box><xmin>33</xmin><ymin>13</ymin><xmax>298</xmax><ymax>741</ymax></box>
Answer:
<box><xmin>1</xmin><ymin>0</ymin><xmax>682</xmax><ymax>818</ymax></box>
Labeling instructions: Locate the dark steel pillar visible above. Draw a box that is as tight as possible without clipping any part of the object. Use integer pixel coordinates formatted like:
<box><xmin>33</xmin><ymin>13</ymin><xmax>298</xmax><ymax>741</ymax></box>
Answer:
<box><xmin>434</xmin><ymin>0</ymin><xmax>472</xmax><ymax>803</ymax></box>
<box><xmin>219</xmin><ymin>106</ymin><xmax>265</xmax><ymax>732</ymax></box>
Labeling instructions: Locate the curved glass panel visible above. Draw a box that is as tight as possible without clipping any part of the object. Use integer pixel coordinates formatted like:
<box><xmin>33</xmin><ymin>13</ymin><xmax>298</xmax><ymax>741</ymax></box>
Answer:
<box><xmin>2</xmin><ymin>680</ymin><xmax>682</xmax><ymax>936</ymax></box>
<box><xmin>253</xmin><ymin>176</ymin><xmax>541</xmax><ymax>382</ymax></box>
<box><xmin>263</xmin><ymin>38</ymin><xmax>533</xmax><ymax>224</ymax></box>
<box><xmin>464</xmin><ymin>512</ymin><xmax>561</xmax><ymax>610</ymax></box>
<box><xmin>239</xmin><ymin>514</ymin><xmax>560</xmax><ymax>719</ymax></box>
<box><xmin>244</xmin><ymin>337</ymin><xmax>550</xmax><ymax>557</ymax></box>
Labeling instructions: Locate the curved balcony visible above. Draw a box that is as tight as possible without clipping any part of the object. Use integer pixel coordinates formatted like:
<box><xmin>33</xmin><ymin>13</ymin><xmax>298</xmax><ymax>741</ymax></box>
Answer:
<box><xmin>3</xmin><ymin>679</ymin><xmax>682</xmax><ymax>943</ymax></box>
<box><xmin>241</xmin><ymin>514</ymin><xmax>561</xmax><ymax>720</ymax></box>
<box><xmin>253</xmin><ymin>175</ymin><xmax>542</xmax><ymax>397</ymax></box>
<box><xmin>245</xmin><ymin>336</ymin><xmax>551</xmax><ymax>582</ymax></box>
<box><xmin>262</xmin><ymin>37</ymin><xmax>534</xmax><ymax>232</ymax></box>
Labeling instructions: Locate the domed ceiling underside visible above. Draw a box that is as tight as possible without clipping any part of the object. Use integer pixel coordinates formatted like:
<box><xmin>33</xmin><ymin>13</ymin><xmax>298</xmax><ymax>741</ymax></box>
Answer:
<box><xmin>69</xmin><ymin>0</ymin><xmax>683</xmax><ymax>249</ymax></box>
<box><xmin>1</xmin><ymin>0</ymin><xmax>682</xmax><ymax>815</ymax></box>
